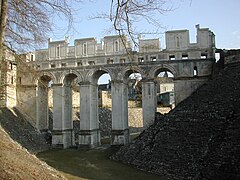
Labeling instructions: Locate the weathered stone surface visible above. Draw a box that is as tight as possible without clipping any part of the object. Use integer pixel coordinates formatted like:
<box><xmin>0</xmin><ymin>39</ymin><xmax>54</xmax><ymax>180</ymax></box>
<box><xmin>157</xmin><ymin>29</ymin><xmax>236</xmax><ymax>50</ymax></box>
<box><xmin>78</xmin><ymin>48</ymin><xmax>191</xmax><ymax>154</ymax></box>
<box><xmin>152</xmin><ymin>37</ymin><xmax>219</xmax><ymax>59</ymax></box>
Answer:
<box><xmin>111</xmin><ymin>62</ymin><xmax>240</xmax><ymax>179</ymax></box>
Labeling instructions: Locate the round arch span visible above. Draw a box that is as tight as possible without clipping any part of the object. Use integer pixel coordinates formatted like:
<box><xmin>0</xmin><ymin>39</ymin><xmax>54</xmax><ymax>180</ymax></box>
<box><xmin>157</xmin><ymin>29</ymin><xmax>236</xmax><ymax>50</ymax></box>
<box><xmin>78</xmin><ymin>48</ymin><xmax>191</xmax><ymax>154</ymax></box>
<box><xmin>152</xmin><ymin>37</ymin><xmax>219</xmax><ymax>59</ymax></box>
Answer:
<box><xmin>34</xmin><ymin>72</ymin><xmax>57</xmax><ymax>85</ymax></box>
<box><xmin>149</xmin><ymin>64</ymin><xmax>178</xmax><ymax>78</ymax></box>
<box><xmin>122</xmin><ymin>66</ymin><xmax>144</xmax><ymax>81</ymax></box>
<box><xmin>86</xmin><ymin>67</ymin><xmax>113</xmax><ymax>84</ymax></box>
<box><xmin>59</xmin><ymin>70</ymin><xmax>83</xmax><ymax>84</ymax></box>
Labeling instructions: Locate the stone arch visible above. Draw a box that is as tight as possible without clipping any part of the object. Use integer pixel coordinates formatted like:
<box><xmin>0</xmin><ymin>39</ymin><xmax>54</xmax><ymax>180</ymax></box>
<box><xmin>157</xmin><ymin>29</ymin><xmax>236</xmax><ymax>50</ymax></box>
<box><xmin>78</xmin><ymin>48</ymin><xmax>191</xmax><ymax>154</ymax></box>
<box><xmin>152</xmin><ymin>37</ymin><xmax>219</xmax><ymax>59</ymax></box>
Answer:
<box><xmin>35</xmin><ymin>72</ymin><xmax>56</xmax><ymax>132</ymax></box>
<box><xmin>59</xmin><ymin>70</ymin><xmax>83</xmax><ymax>84</ymax></box>
<box><xmin>122</xmin><ymin>66</ymin><xmax>144</xmax><ymax>81</ymax></box>
<box><xmin>34</xmin><ymin>71</ymin><xmax>57</xmax><ymax>85</ymax></box>
<box><xmin>86</xmin><ymin>67</ymin><xmax>113</xmax><ymax>84</ymax></box>
<box><xmin>149</xmin><ymin>64</ymin><xmax>178</xmax><ymax>78</ymax></box>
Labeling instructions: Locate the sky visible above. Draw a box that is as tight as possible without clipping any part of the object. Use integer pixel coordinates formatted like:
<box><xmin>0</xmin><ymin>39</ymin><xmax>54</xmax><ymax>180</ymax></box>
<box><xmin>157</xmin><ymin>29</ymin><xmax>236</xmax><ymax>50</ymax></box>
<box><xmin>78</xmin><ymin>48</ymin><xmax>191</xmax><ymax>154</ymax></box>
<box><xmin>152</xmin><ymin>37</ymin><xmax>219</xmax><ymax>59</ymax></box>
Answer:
<box><xmin>47</xmin><ymin>0</ymin><xmax>240</xmax><ymax>84</ymax></box>
<box><xmin>48</xmin><ymin>0</ymin><xmax>240</xmax><ymax>50</ymax></box>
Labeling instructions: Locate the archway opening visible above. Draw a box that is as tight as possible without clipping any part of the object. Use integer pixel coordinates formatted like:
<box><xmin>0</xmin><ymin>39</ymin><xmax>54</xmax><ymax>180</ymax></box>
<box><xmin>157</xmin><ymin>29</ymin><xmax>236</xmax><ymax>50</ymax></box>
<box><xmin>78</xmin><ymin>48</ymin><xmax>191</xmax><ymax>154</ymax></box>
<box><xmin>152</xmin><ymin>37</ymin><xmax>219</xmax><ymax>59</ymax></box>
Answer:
<box><xmin>93</xmin><ymin>70</ymin><xmax>112</xmax><ymax>144</ymax></box>
<box><xmin>37</xmin><ymin>75</ymin><xmax>52</xmax><ymax>133</ymax></box>
<box><xmin>124</xmin><ymin>71</ymin><xmax>143</xmax><ymax>134</ymax></box>
<box><xmin>155</xmin><ymin>69</ymin><xmax>175</xmax><ymax>113</ymax></box>
<box><xmin>47</xmin><ymin>80</ymin><xmax>53</xmax><ymax>132</ymax></box>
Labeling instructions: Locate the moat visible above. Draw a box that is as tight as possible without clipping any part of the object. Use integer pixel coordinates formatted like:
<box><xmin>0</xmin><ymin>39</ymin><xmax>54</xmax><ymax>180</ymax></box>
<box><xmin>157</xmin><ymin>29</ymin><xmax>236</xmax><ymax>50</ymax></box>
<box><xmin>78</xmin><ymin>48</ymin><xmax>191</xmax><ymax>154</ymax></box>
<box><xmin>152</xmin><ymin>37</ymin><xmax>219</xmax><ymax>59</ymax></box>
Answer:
<box><xmin>37</xmin><ymin>147</ymin><xmax>165</xmax><ymax>180</ymax></box>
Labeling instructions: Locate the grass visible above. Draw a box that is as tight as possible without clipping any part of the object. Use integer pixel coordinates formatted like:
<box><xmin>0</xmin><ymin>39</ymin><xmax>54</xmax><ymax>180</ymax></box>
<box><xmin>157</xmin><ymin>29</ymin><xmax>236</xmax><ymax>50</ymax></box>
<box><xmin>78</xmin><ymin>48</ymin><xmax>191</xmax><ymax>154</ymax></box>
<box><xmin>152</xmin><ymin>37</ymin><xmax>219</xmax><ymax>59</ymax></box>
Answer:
<box><xmin>37</xmin><ymin>147</ymin><xmax>166</xmax><ymax>180</ymax></box>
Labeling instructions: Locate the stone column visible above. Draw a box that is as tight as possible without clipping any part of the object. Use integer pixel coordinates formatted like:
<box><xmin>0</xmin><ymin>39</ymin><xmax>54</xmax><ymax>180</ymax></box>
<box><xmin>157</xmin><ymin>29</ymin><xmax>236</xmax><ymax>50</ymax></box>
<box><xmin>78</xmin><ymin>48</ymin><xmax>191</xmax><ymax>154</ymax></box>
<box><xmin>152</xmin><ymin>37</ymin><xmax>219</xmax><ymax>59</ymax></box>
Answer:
<box><xmin>78</xmin><ymin>82</ymin><xmax>100</xmax><ymax>148</ymax></box>
<box><xmin>36</xmin><ymin>84</ymin><xmax>48</xmax><ymax>132</ymax></box>
<box><xmin>51</xmin><ymin>84</ymin><xmax>73</xmax><ymax>149</ymax></box>
<box><xmin>142</xmin><ymin>79</ymin><xmax>156</xmax><ymax>128</ymax></box>
<box><xmin>111</xmin><ymin>80</ymin><xmax>129</xmax><ymax>145</ymax></box>
<box><xmin>63</xmin><ymin>84</ymin><xmax>73</xmax><ymax>133</ymax></box>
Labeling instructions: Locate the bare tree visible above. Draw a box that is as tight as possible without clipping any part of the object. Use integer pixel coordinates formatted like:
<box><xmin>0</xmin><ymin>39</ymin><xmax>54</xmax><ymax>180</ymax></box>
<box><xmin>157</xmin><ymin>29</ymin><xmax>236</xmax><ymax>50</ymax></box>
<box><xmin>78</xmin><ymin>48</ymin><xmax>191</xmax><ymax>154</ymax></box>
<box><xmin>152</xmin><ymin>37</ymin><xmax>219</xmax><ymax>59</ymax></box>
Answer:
<box><xmin>0</xmin><ymin>0</ymin><xmax>8</xmax><ymax>47</ymax></box>
<box><xmin>0</xmin><ymin>0</ymin><xmax>177</xmax><ymax>104</ymax></box>
<box><xmin>6</xmin><ymin>0</ymin><xmax>83</xmax><ymax>52</ymax></box>
<box><xmin>1</xmin><ymin>0</ymin><xmax>176</xmax><ymax>53</ymax></box>
<box><xmin>94</xmin><ymin>0</ymin><xmax>173</xmax><ymax>48</ymax></box>
<box><xmin>0</xmin><ymin>0</ymin><xmax>82</xmax><ymax>106</ymax></box>
<box><xmin>0</xmin><ymin>0</ymin><xmax>8</xmax><ymax>104</ymax></box>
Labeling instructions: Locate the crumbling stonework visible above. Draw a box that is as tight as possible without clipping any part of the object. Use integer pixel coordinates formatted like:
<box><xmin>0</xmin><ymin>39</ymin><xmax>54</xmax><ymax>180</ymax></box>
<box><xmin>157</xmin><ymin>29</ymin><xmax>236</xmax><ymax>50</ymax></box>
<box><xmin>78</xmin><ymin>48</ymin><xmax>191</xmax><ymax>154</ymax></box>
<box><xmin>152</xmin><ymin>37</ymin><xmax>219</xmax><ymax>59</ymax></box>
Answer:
<box><xmin>0</xmin><ymin>47</ymin><xmax>17</xmax><ymax>108</ymax></box>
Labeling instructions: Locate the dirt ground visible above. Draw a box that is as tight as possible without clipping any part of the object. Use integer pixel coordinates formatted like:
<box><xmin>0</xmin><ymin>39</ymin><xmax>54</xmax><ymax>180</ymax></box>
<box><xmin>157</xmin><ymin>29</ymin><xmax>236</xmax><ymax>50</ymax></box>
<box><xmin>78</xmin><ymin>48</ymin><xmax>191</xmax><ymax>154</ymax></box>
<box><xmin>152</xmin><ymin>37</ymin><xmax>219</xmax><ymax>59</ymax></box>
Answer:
<box><xmin>0</xmin><ymin>126</ymin><xmax>66</xmax><ymax>180</ymax></box>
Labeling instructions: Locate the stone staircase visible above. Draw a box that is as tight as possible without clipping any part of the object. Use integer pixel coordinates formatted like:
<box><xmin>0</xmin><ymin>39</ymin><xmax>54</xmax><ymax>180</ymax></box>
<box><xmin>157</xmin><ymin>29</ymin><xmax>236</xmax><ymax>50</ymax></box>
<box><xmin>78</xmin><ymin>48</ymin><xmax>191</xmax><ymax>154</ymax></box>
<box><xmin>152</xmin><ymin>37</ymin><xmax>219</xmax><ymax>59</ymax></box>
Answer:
<box><xmin>112</xmin><ymin>62</ymin><xmax>240</xmax><ymax>179</ymax></box>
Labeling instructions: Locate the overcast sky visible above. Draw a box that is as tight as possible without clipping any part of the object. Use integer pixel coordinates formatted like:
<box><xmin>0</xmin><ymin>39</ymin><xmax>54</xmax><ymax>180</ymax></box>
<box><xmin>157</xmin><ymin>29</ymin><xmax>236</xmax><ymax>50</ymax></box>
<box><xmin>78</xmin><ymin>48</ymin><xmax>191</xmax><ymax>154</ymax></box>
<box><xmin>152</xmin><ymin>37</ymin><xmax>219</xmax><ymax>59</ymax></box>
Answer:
<box><xmin>48</xmin><ymin>0</ymin><xmax>240</xmax><ymax>50</ymax></box>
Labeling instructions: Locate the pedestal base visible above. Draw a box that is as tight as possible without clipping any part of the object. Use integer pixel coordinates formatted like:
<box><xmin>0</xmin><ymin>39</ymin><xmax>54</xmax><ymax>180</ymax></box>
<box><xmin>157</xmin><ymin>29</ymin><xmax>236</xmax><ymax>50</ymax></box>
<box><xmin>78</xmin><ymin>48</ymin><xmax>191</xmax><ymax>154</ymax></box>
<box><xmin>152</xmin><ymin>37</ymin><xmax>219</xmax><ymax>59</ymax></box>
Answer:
<box><xmin>52</xmin><ymin>129</ymin><xmax>73</xmax><ymax>149</ymax></box>
<box><xmin>78</xmin><ymin>129</ymin><xmax>100</xmax><ymax>148</ymax></box>
<box><xmin>111</xmin><ymin>129</ymin><xmax>129</xmax><ymax>146</ymax></box>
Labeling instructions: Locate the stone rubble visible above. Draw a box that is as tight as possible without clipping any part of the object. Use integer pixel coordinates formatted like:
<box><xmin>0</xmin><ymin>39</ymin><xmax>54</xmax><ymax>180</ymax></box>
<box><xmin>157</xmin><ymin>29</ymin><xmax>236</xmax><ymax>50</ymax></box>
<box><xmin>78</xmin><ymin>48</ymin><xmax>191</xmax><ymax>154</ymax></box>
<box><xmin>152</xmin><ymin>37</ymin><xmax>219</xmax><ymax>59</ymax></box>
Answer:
<box><xmin>0</xmin><ymin>107</ymin><xmax>50</xmax><ymax>153</ymax></box>
<box><xmin>111</xmin><ymin>62</ymin><xmax>240</xmax><ymax>179</ymax></box>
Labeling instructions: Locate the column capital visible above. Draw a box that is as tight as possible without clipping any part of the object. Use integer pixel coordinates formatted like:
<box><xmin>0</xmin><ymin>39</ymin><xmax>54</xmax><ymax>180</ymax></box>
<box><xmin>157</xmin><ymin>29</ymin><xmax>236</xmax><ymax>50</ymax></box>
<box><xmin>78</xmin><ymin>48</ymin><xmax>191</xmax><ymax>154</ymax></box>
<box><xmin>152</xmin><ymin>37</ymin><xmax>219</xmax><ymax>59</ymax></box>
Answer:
<box><xmin>141</xmin><ymin>78</ymin><xmax>155</xmax><ymax>83</ymax></box>
<box><xmin>78</xmin><ymin>81</ymin><xmax>90</xmax><ymax>85</ymax></box>
<box><xmin>19</xmin><ymin>84</ymin><xmax>37</xmax><ymax>88</ymax></box>
<box><xmin>110</xmin><ymin>79</ymin><xmax>124</xmax><ymax>84</ymax></box>
<box><xmin>51</xmin><ymin>83</ymin><xmax>63</xmax><ymax>87</ymax></box>
<box><xmin>78</xmin><ymin>81</ymin><xmax>98</xmax><ymax>87</ymax></box>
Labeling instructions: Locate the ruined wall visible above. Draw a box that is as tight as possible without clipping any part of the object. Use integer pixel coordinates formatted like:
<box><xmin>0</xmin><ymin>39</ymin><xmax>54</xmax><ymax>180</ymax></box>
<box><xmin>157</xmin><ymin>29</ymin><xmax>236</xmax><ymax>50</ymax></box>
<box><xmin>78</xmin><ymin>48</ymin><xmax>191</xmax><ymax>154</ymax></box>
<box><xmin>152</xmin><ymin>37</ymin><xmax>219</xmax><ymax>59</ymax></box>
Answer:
<box><xmin>165</xmin><ymin>30</ymin><xmax>189</xmax><ymax>50</ymax></box>
<box><xmin>75</xmin><ymin>38</ymin><xmax>97</xmax><ymax>57</ymax></box>
<box><xmin>174</xmin><ymin>78</ymin><xmax>208</xmax><ymax>105</ymax></box>
<box><xmin>5</xmin><ymin>61</ymin><xmax>17</xmax><ymax>107</ymax></box>
<box><xmin>139</xmin><ymin>38</ymin><xmax>160</xmax><ymax>53</ymax></box>
<box><xmin>17</xmin><ymin>85</ymin><xmax>37</xmax><ymax>127</ymax></box>
<box><xmin>16</xmin><ymin>55</ymin><xmax>39</xmax><ymax>127</ymax></box>
<box><xmin>0</xmin><ymin>48</ymin><xmax>17</xmax><ymax>108</ymax></box>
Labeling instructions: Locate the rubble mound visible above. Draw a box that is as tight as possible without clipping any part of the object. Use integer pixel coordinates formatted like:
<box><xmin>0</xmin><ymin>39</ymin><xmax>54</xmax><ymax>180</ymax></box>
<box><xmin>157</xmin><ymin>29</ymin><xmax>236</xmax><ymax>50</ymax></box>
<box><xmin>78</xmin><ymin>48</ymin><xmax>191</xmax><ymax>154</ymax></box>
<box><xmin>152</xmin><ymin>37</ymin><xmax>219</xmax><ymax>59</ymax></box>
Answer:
<box><xmin>99</xmin><ymin>108</ymin><xmax>112</xmax><ymax>137</ymax></box>
<box><xmin>0</xmin><ymin>107</ymin><xmax>50</xmax><ymax>153</ymax></box>
<box><xmin>111</xmin><ymin>62</ymin><xmax>240</xmax><ymax>179</ymax></box>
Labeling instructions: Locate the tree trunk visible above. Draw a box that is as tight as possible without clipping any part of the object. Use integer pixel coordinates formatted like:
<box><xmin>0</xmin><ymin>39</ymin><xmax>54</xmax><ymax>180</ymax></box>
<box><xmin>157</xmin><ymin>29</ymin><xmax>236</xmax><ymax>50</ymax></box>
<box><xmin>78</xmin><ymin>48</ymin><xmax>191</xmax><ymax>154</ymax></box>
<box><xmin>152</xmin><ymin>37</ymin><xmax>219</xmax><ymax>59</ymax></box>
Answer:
<box><xmin>0</xmin><ymin>0</ymin><xmax>8</xmax><ymax>107</ymax></box>
<box><xmin>0</xmin><ymin>0</ymin><xmax>8</xmax><ymax>44</ymax></box>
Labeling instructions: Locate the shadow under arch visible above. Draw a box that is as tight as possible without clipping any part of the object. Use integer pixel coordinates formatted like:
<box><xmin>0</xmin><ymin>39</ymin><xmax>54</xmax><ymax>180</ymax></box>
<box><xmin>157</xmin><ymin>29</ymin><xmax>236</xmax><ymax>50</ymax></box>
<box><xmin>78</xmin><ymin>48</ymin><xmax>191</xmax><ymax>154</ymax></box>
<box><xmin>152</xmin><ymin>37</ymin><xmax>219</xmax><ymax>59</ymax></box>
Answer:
<box><xmin>59</xmin><ymin>70</ymin><xmax>83</xmax><ymax>85</ymax></box>
<box><xmin>122</xmin><ymin>66</ymin><xmax>144</xmax><ymax>81</ymax></box>
<box><xmin>34</xmin><ymin>71</ymin><xmax>57</xmax><ymax>86</ymax></box>
<box><xmin>36</xmin><ymin>74</ymin><xmax>53</xmax><ymax>132</ymax></box>
<box><xmin>149</xmin><ymin>64</ymin><xmax>178</xmax><ymax>79</ymax></box>
<box><xmin>88</xmin><ymin>67</ymin><xmax>113</xmax><ymax>84</ymax></box>
<box><xmin>152</xmin><ymin>66</ymin><xmax>176</xmax><ymax>111</ymax></box>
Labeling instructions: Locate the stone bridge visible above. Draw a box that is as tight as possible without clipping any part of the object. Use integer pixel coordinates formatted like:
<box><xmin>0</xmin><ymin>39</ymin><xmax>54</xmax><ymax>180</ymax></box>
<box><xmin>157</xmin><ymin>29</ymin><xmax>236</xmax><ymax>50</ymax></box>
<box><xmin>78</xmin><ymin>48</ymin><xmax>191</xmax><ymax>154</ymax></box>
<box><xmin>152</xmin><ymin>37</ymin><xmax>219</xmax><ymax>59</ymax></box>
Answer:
<box><xmin>20</xmin><ymin>25</ymin><xmax>215</xmax><ymax>148</ymax></box>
